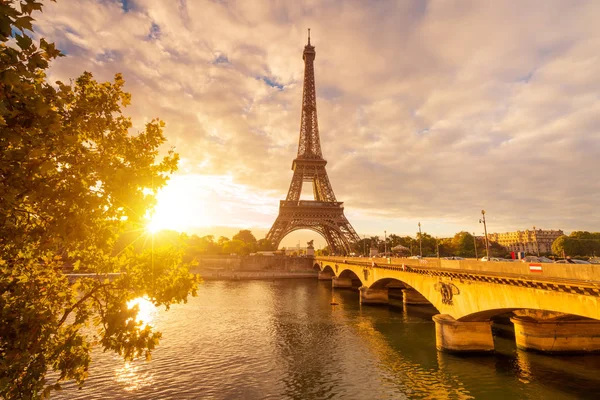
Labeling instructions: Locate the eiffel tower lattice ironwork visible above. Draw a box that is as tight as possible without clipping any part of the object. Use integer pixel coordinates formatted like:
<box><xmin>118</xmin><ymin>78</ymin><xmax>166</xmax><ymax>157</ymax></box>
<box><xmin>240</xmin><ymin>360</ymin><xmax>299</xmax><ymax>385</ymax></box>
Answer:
<box><xmin>266</xmin><ymin>32</ymin><xmax>360</xmax><ymax>255</ymax></box>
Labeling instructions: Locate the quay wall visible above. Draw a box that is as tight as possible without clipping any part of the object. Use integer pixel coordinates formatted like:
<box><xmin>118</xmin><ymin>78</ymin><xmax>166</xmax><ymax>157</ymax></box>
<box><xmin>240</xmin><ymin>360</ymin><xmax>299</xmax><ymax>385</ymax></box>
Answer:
<box><xmin>191</xmin><ymin>255</ymin><xmax>316</xmax><ymax>279</ymax></box>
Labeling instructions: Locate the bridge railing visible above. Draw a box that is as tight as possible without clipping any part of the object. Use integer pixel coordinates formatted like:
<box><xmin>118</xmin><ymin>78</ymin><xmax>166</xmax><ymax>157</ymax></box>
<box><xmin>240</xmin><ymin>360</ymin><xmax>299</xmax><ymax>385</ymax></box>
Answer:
<box><xmin>316</xmin><ymin>256</ymin><xmax>600</xmax><ymax>283</ymax></box>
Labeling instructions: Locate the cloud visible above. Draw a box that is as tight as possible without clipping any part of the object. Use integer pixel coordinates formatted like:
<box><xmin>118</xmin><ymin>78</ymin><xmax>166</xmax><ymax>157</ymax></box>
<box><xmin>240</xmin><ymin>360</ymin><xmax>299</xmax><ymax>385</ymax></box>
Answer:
<box><xmin>33</xmin><ymin>0</ymin><xmax>600</xmax><ymax>244</ymax></box>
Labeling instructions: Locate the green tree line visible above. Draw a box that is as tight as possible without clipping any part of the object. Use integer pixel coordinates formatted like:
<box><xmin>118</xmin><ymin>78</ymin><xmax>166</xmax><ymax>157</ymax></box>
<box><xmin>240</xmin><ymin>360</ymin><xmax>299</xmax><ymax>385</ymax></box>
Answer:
<box><xmin>349</xmin><ymin>231</ymin><xmax>506</xmax><ymax>258</ymax></box>
<box><xmin>113</xmin><ymin>229</ymin><xmax>275</xmax><ymax>261</ymax></box>
<box><xmin>552</xmin><ymin>231</ymin><xmax>600</xmax><ymax>257</ymax></box>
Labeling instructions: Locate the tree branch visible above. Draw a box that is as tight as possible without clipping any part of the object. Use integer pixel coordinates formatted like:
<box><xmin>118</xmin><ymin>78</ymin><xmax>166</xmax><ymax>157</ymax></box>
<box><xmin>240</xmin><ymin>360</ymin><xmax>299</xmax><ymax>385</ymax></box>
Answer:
<box><xmin>57</xmin><ymin>282</ymin><xmax>113</xmax><ymax>327</ymax></box>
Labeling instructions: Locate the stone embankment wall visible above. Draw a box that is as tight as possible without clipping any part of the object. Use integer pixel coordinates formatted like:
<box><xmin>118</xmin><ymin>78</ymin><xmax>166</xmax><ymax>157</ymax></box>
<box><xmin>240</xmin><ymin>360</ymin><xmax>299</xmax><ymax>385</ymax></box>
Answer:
<box><xmin>191</xmin><ymin>255</ymin><xmax>316</xmax><ymax>280</ymax></box>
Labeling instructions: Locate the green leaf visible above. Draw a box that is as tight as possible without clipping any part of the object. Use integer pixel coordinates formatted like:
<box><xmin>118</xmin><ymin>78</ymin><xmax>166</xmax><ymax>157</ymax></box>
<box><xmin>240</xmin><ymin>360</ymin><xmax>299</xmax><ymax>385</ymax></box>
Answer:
<box><xmin>14</xmin><ymin>16</ymin><xmax>34</xmax><ymax>32</ymax></box>
<box><xmin>21</xmin><ymin>1</ymin><xmax>43</xmax><ymax>15</ymax></box>
<box><xmin>15</xmin><ymin>33</ymin><xmax>33</xmax><ymax>49</ymax></box>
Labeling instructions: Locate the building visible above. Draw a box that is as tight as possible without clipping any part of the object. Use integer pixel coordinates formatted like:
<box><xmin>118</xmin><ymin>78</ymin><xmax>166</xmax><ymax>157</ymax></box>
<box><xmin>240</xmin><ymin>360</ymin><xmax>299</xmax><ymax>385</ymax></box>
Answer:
<box><xmin>282</xmin><ymin>246</ymin><xmax>308</xmax><ymax>256</ymax></box>
<box><xmin>487</xmin><ymin>229</ymin><xmax>564</xmax><ymax>255</ymax></box>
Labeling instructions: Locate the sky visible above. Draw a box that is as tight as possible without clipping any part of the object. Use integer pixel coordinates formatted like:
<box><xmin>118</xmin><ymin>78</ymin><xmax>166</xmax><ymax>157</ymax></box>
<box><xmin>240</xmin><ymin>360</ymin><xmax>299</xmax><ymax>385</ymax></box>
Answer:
<box><xmin>33</xmin><ymin>0</ymin><xmax>600</xmax><ymax>248</ymax></box>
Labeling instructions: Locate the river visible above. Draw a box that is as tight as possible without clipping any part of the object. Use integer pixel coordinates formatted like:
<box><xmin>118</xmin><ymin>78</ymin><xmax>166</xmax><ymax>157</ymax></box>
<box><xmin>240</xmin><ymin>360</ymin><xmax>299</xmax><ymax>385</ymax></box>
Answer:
<box><xmin>54</xmin><ymin>279</ymin><xmax>600</xmax><ymax>399</ymax></box>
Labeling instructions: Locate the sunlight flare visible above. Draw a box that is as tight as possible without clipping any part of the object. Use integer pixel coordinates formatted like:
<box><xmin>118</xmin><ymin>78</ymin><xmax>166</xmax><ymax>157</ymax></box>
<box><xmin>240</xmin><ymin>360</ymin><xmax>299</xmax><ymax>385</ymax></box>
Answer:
<box><xmin>127</xmin><ymin>296</ymin><xmax>156</xmax><ymax>328</ymax></box>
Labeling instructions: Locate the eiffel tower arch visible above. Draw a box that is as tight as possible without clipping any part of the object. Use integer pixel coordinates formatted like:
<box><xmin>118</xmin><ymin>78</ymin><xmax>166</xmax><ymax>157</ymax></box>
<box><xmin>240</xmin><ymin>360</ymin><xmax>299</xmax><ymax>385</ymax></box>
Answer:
<box><xmin>266</xmin><ymin>32</ymin><xmax>360</xmax><ymax>255</ymax></box>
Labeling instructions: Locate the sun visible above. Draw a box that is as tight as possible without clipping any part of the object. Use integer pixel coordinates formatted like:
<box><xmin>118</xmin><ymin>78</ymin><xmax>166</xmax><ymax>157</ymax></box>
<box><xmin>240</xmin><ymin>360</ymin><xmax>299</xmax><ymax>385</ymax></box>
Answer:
<box><xmin>143</xmin><ymin>175</ymin><xmax>214</xmax><ymax>233</ymax></box>
<box><xmin>146</xmin><ymin>217</ymin><xmax>162</xmax><ymax>234</ymax></box>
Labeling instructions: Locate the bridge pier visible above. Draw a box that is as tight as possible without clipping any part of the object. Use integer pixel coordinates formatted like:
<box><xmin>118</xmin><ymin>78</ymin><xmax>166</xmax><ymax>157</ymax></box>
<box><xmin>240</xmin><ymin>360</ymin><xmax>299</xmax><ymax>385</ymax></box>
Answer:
<box><xmin>359</xmin><ymin>286</ymin><xmax>389</xmax><ymax>305</ymax></box>
<box><xmin>402</xmin><ymin>288</ymin><xmax>431</xmax><ymax>305</ymax></box>
<box><xmin>433</xmin><ymin>314</ymin><xmax>494</xmax><ymax>353</ymax></box>
<box><xmin>332</xmin><ymin>277</ymin><xmax>353</xmax><ymax>288</ymax></box>
<box><xmin>318</xmin><ymin>271</ymin><xmax>333</xmax><ymax>280</ymax></box>
<box><xmin>511</xmin><ymin>315</ymin><xmax>600</xmax><ymax>353</ymax></box>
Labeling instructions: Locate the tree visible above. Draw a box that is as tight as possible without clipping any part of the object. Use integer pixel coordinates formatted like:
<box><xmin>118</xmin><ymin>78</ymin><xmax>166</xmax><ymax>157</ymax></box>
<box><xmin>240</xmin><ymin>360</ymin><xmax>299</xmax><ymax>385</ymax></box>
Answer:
<box><xmin>451</xmin><ymin>231</ymin><xmax>476</xmax><ymax>257</ymax></box>
<box><xmin>222</xmin><ymin>239</ymin><xmax>246</xmax><ymax>255</ymax></box>
<box><xmin>352</xmin><ymin>237</ymin><xmax>370</xmax><ymax>256</ymax></box>
<box><xmin>256</xmin><ymin>238</ymin><xmax>275</xmax><ymax>251</ymax></box>
<box><xmin>488</xmin><ymin>241</ymin><xmax>508</xmax><ymax>258</ymax></box>
<box><xmin>415</xmin><ymin>232</ymin><xmax>437</xmax><ymax>256</ymax></box>
<box><xmin>552</xmin><ymin>235</ymin><xmax>567</xmax><ymax>256</ymax></box>
<box><xmin>552</xmin><ymin>234</ymin><xmax>600</xmax><ymax>257</ymax></box>
<box><xmin>0</xmin><ymin>2</ymin><xmax>199</xmax><ymax>398</ymax></box>
<box><xmin>437</xmin><ymin>238</ymin><xmax>455</xmax><ymax>257</ymax></box>
<box><xmin>217</xmin><ymin>236</ymin><xmax>230</xmax><ymax>250</ymax></box>
<box><xmin>232</xmin><ymin>229</ymin><xmax>257</xmax><ymax>253</ymax></box>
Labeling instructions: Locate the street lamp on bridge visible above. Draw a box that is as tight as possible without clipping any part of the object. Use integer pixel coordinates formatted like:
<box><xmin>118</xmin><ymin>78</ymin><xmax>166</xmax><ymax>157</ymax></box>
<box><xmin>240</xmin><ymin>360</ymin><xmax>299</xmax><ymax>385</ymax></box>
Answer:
<box><xmin>479</xmin><ymin>210</ymin><xmax>490</xmax><ymax>260</ymax></box>
<box><xmin>418</xmin><ymin>222</ymin><xmax>422</xmax><ymax>258</ymax></box>
<box><xmin>384</xmin><ymin>230</ymin><xmax>387</xmax><ymax>255</ymax></box>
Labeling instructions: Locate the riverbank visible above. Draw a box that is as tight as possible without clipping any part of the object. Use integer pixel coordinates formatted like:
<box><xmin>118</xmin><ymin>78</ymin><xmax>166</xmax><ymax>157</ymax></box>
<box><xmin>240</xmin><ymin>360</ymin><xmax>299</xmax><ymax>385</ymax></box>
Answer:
<box><xmin>196</xmin><ymin>270</ymin><xmax>318</xmax><ymax>280</ymax></box>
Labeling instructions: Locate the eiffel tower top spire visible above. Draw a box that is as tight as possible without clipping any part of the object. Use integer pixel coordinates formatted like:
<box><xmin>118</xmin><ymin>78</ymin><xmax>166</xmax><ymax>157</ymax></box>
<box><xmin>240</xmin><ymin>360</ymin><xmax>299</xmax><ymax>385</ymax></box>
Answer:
<box><xmin>297</xmin><ymin>29</ymin><xmax>322</xmax><ymax>160</ymax></box>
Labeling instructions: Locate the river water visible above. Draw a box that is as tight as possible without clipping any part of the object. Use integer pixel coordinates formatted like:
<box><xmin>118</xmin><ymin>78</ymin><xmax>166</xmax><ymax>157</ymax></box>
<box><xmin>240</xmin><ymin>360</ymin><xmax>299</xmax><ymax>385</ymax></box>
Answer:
<box><xmin>54</xmin><ymin>279</ymin><xmax>600</xmax><ymax>399</ymax></box>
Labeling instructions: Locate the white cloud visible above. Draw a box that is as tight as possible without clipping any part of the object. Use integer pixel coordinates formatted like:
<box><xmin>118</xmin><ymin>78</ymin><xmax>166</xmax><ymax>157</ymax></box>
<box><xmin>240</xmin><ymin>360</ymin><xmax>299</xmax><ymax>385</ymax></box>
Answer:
<box><xmin>33</xmin><ymin>0</ymin><xmax>600</xmax><ymax>242</ymax></box>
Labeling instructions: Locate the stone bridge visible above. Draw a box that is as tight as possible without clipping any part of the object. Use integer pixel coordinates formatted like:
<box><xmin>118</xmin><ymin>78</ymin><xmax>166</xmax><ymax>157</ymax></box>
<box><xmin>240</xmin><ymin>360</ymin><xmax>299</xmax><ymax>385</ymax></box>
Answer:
<box><xmin>315</xmin><ymin>256</ymin><xmax>600</xmax><ymax>354</ymax></box>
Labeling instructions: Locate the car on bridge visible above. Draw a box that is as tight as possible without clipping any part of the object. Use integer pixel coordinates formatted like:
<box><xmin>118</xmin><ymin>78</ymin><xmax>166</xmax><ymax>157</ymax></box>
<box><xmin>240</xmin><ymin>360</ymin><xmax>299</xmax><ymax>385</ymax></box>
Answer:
<box><xmin>521</xmin><ymin>256</ymin><xmax>554</xmax><ymax>263</ymax></box>
<box><xmin>555</xmin><ymin>259</ymin><xmax>591</xmax><ymax>264</ymax></box>
<box><xmin>480</xmin><ymin>256</ymin><xmax>502</xmax><ymax>262</ymax></box>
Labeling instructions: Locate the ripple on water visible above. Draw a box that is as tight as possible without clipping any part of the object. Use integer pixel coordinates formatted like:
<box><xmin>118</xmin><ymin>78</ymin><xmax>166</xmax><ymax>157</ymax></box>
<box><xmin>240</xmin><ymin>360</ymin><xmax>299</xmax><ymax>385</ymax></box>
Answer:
<box><xmin>51</xmin><ymin>280</ymin><xmax>600</xmax><ymax>400</ymax></box>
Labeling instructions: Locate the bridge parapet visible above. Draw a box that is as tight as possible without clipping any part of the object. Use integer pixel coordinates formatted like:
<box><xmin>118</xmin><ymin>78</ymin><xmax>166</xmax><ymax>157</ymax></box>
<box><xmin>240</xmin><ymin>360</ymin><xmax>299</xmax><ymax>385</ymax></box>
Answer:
<box><xmin>317</xmin><ymin>256</ymin><xmax>600</xmax><ymax>285</ymax></box>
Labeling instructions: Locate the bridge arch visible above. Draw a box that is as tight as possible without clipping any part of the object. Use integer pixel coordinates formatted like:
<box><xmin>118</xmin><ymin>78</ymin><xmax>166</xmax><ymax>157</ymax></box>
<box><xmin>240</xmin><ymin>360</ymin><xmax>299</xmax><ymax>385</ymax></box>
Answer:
<box><xmin>338</xmin><ymin>269</ymin><xmax>362</xmax><ymax>282</ymax></box>
<box><xmin>322</xmin><ymin>264</ymin><xmax>335</xmax><ymax>275</ymax></box>
<box><xmin>370</xmin><ymin>277</ymin><xmax>441</xmax><ymax>311</ymax></box>
<box><xmin>369</xmin><ymin>277</ymin><xmax>411</xmax><ymax>290</ymax></box>
<box><xmin>458</xmin><ymin>308</ymin><xmax>600</xmax><ymax>323</ymax></box>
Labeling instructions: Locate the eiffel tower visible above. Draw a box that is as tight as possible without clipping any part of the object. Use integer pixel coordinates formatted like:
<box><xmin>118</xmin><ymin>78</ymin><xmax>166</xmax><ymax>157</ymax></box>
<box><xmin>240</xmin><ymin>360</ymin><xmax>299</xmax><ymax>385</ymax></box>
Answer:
<box><xmin>266</xmin><ymin>31</ymin><xmax>360</xmax><ymax>255</ymax></box>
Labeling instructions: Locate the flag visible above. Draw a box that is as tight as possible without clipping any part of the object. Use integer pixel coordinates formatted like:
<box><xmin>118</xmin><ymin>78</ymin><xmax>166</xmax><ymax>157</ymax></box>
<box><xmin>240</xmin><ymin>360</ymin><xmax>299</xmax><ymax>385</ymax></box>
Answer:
<box><xmin>529</xmin><ymin>263</ymin><xmax>543</xmax><ymax>272</ymax></box>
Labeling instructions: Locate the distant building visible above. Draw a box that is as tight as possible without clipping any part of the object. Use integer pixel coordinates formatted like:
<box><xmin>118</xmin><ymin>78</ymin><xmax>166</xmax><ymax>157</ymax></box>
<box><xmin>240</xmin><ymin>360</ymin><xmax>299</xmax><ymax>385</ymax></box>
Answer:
<box><xmin>488</xmin><ymin>229</ymin><xmax>563</xmax><ymax>254</ymax></box>
<box><xmin>282</xmin><ymin>247</ymin><xmax>308</xmax><ymax>256</ymax></box>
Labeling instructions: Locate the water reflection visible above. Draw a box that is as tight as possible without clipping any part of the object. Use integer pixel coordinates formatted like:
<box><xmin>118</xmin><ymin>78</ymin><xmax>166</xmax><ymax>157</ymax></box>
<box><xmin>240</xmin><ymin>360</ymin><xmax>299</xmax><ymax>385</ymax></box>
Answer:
<box><xmin>114</xmin><ymin>361</ymin><xmax>154</xmax><ymax>391</ymax></box>
<box><xmin>52</xmin><ymin>280</ymin><xmax>600</xmax><ymax>400</ymax></box>
<box><xmin>515</xmin><ymin>349</ymin><xmax>533</xmax><ymax>384</ymax></box>
<box><xmin>127</xmin><ymin>296</ymin><xmax>156</xmax><ymax>327</ymax></box>
<box><xmin>111</xmin><ymin>297</ymin><xmax>158</xmax><ymax>392</ymax></box>
<box><xmin>350</xmin><ymin>305</ymin><xmax>473</xmax><ymax>398</ymax></box>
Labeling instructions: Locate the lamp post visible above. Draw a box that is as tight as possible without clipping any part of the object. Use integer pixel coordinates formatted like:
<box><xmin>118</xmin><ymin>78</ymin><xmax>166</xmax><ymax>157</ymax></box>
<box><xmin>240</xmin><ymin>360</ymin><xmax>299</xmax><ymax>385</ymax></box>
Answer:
<box><xmin>418</xmin><ymin>222</ymin><xmax>422</xmax><ymax>257</ymax></box>
<box><xmin>363</xmin><ymin>234</ymin><xmax>366</xmax><ymax>256</ymax></box>
<box><xmin>384</xmin><ymin>230</ymin><xmax>387</xmax><ymax>255</ymax></box>
<box><xmin>473</xmin><ymin>232</ymin><xmax>478</xmax><ymax>259</ymax></box>
<box><xmin>479</xmin><ymin>210</ymin><xmax>490</xmax><ymax>260</ymax></box>
<box><xmin>533</xmin><ymin>226</ymin><xmax>540</xmax><ymax>257</ymax></box>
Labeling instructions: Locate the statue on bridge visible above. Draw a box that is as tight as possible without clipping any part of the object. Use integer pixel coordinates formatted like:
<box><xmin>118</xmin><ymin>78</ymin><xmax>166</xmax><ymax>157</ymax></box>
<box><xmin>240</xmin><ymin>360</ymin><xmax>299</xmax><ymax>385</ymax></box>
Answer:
<box><xmin>307</xmin><ymin>240</ymin><xmax>314</xmax><ymax>249</ymax></box>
